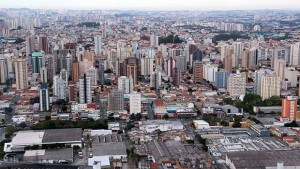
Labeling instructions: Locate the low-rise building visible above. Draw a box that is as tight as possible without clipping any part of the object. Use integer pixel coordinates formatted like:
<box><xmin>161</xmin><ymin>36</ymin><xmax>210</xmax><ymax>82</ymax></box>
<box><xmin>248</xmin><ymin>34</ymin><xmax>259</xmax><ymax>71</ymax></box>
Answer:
<box><xmin>139</xmin><ymin>120</ymin><xmax>184</xmax><ymax>133</ymax></box>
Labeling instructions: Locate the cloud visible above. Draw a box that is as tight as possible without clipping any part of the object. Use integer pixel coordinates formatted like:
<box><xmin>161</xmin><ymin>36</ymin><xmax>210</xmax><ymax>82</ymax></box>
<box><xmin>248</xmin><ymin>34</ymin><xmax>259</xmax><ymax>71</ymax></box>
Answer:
<box><xmin>0</xmin><ymin>0</ymin><xmax>299</xmax><ymax>10</ymax></box>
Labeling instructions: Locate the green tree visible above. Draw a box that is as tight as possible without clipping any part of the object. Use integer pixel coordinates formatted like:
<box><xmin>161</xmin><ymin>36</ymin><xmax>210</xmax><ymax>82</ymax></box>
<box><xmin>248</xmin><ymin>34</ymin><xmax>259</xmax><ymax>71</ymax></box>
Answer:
<box><xmin>163</xmin><ymin>114</ymin><xmax>169</xmax><ymax>120</ymax></box>
<box><xmin>5</xmin><ymin>126</ymin><xmax>16</xmax><ymax>139</ymax></box>
<box><xmin>224</xmin><ymin>98</ymin><xmax>234</xmax><ymax>105</ymax></box>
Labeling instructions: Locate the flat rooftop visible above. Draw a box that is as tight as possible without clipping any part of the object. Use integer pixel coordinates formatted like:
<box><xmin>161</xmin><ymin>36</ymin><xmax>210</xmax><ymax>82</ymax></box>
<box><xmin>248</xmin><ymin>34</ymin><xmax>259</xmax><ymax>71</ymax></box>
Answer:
<box><xmin>92</xmin><ymin>142</ymin><xmax>127</xmax><ymax>156</ymax></box>
<box><xmin>227</xmin><ymin>150</ymin><xmax>300</xmax><ymax>169</ymax></box>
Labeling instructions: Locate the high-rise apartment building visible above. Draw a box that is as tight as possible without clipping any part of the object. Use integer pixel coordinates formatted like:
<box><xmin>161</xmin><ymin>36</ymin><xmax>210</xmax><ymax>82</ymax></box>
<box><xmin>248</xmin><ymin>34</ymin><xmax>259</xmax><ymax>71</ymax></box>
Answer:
<box><xmin>108</xmin><ymin>89</ymin><xmax>124</xmax><ymax>111</ymax></box>
<box><xmin>39</xmin><ymin>83</ymin><xmax>49</xmax><ymax>111</ymax></box>
<box><xmin>126</xmin><ymin>57</ymin><xmax>138</xmax><ymax>85</ymax></box>
<box><xmin>38</xmin><ymin>36</ymin><xmax>49</xmax><ymax>54</ymax></box>
<box><xmin>290</xmin><ymin>42</ymin><xmax>300</xmax><ymax>66</ymax></box>
<box><xmin>150</xmin><ymin>71</ymin><xmax>162</xmax><ymax>90</ymax></box>
<box><xmin>41</xmin><ymin>66</ymin><xmax>48</xmax><ymax>83</ymax></box>
<box><xmin>14</xmin><ymin>59</ymin><xmax>28</xmax><ymax>90</ymax></box>
<box><xmin>0</xmin><ymin>57</ymin><xmax>8</xmax><ymax>84</ymax></box>
<box><xmin>281</xmin><ymin>96</ymin><xmax>298</xmax><ymax>122</ymax></box>
<box><xmin>130</xmin><ymin>92</ymin><xmax>141</xmax><ymax>114</ymax></box>
<box><xmin>94</xmin><ymin>35</ymin><xmax>102</xmax><ymax>55</ymax></box>
<box><xmin>26</xmin><ymin>36</ymin><xmax>35</xmax><ymax>57</ymax></box>
<box><xmin>215</xmin><ymin>70</ymin><xmax>230</xmax><ymax>89</ymax></box>
<box><xmin>274</xmin><ymin>59</ymin><xmax>286</xmax><ymax>81</ymax></box>
<box><xmin>228</xmin><ymin>72</ymin><xmax>246</xmax><ymax>98</ymax></box>
<box><xmin>72</xmin><ymin>62</ymin><xmax>80</xmax><ymax>82</ymax></box>
<box><xmin>79</xmin><ymin>74</ymin><xmax>92</xmax><ymax>104</ymax></box>
<box><xmin>31</xmin><ymin>52</ymin><xmax>43</xmax><ymax>74</ymax></box>
<box><xmin>53</xmin><ymin>75</ymin><xmax>67</xmax><ymax>100</ymax></box>
<box><xmin>193</xmin><ymin>61</ymin><xmax>203</xmax><ymax>83</ymax></box>
<box><xmin>260</xmin><ymin>74</ymin><xmax>281</xmax><ymax>100</ymax></box>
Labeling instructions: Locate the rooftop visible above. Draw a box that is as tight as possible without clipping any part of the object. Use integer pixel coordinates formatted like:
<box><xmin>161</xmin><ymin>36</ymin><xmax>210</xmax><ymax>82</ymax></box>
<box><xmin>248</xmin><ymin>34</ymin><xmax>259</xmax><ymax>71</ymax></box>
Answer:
<box><xmin>227</xmin><ymin>150</ymin><xmax>300</xmax><ymax>169</ymax></box>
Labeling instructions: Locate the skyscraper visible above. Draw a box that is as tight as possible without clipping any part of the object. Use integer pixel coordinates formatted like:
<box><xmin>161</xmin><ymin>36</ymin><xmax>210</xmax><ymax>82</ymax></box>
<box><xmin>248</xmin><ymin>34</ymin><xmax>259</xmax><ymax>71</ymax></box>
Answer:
<box><xmin>0</xmin><ymin>57</ymin><xmax>8</xmax><ymax>84</ymax></box>
<box><xmin>193</xmin><ymin>61</ymin><xmax>203</xmax><ymax>83</ymax></box>
<box><xmin>173</xmin><ymin>68</ymin><xmax>181</xmax><ymax>86</ymax></box>
<box><xmin>118</xmin><ymin>76</ymin><xmax>132</xmax><ymax>94</ymax></box>
<box><xmin>150</xmin><ymin>71</ymin><xmax>162</xmax><ymax>89</ymax></box>
<box><xmin>281</xmin><ymin>96</ymin><xmax>298</xmax><ymax>122</ymax></box>
<box><xmin>289</xmin><ymin>42</ymin><xmax>300</xmax><ymax>66</ymax></box>
<box><xmin>87</xmin><ymin>66</ymin><xmax>98</xmax><ymax>86</ymax></box>
<box><xmin>26</xmin><ymin>36</ymin><xmax>35</xmax><ymax>57</ymax></box>
<box><xmin>79</xmin><ymin>74</ymin><xmax>92</xmax><ymax>104</ymax></box>
<box><xmin>41</xmin><ymin>66</ymin><xmax>48</xmax><ymax>83</ymax></box>
<box><xmin>39</xmin><ymin>83</ymin><xmax>49</xmax><ymax>111</ymax></box>
<box><xmin>97</xmin><ymin>60</ymin><xmax>105</xmax><ymax>85</ymax></box>
<box><xmin>260</xmin><ymin>74</ymin><xmax>281</xmax><ymax>100</ymax></box>
<box><xmin>228</xmin><ymin>72</ymin><xmax>246</xmax><ymax>98</ymax></box>
<box><xmin>126</xmin><ymin>57</ymin><xmax>138</xmax><ymax>85</ymax></box>
<box><xmin>274</xmin><ymin>59</ymin><xmax>286</xmax><ymax>81</ymax></box>
<box><xmin>53</xmin><ymin>75</ymin><xmax>67</xmax><ymax>100</ymax></box>
<box><xmin>72</xmin><ymin>62</ymin><xmax>80</xmax><ymax>82</ymax></box>
<box><xmin>31</xmin><ymin>52</ymin><xmax>43</xmax><ymax>74</ymax></box>
<box><xmin>108</xmin><ymin>89</ymin><xmax>124</xmax><ymax>111</ymax></box>
<box><xmin>215</xmin><ymin>70</ymin><xmax>230</xmax><ymax>89</ymax></box>
<box><xmin>38</xmin><ymin>36</ymin><xmax>49</xmax><ymax>54</ymax></box>
<box><xmin>14</xmin><ymin>58</ymin><xmax>28</xmax><ymax>90</ymax></box>
<box><xmin>130</xmin><ymin>92</ymin><xmax>141</xmax><ymax>114</ymax></box>
<box><xmin>94</xmin><ymin>35</ymin><xmax>102</xmax><ymax>55</ymax></box>
<box><xmin>150</xmin><ymin>35</ymin><xmax>159</xmax><ymax>47</ymax></box>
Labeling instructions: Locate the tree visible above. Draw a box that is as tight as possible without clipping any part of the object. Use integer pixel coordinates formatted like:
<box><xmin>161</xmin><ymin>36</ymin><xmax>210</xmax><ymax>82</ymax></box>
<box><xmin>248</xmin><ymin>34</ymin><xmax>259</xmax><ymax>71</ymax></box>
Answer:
<box><xmin>232</xmin><ymin>116</ymin><xmax>242</xmax><ymax>128</ymax></box>
<box><xmin>263</xmin><ymin>96</ymin><xmax>282</xmax><ymax>106</ymax></box>
<box><xmin>5</xmin><ymin>126</ymin><xmax>16</xmax><ymax>139</ymax></box>
<box><xmin>4</xmin><ymin>107</ymin><xmax>13</xmax><ymax>113</ymax></box>
<box><xmin>220</xmin><ymin>120</ymin><xmax>229</xmax><ymax>126</ymax></box>
<box><xmin>163</xmin><ymin>114</ymin><xmax>169</xmax><ymax>120</ymax></box>
<box><xmin>18</xmin><ymin>122</ymin><xmax>27</xmax><ymax>129</ymax></box>
<box><xmin>196</xmin><ymin>134</ymin><xmax>208</xmax><ymax>151</ymax></box>
<box><xmin>241</xmin><ymin>94</ymin><xmax>262</xmax><ymax>114</ymax></box>
<box><xmin>224</xmin><ymin>98</ymin><xmax>234</xmax><ymax>105</ymax></box>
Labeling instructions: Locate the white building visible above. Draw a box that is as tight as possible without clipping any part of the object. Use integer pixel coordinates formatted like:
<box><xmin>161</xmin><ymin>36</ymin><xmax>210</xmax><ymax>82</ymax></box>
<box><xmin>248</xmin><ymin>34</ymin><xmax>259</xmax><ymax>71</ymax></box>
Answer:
<box><xmin>203</xmin><ymin>63</ymin><xmax>218</xmax><ymax>83</ymax></box>
<box><xmin>130</xmin><ymin>92</ymin><xmax>141</xmax><ymax>114</ymax></box>
<box><xmin>193</xmin><ymin>120</ymin><xmax>210</xmax><ymax>129</ymax></box>
<box><xmin>228</xmin><ymin>72</ymin><xmax>246</xmax><ymax>98</ymax></box>
<box><xmin>0</xmin><ymin>57</ymin><xmax>8</xmax><ymax>84</ymax></box>
<box><xmin>118</xmin><ymin>76</ymin><xmax>133</xmax><ymax>94</ymax></box>
<box><xmin>150</xmin><ymin>35</ymin><xmax>159</xmax><ymax>47</ymax></box>
<box><xmin>289</xmin><ymin>42</ymin><xmax>300</xmax><ymax>66</ymax></box>
<box><xmin>140</xmin><ymin>57</ymin><xmax>155</xmax><ymax>76</ymax></box>
<box><xmin>260</xmin><ymin>74</ymin><xmax>281</xmax><ymax>100</ymax></box>
<box><xmin>284</xmin><ymin>67</ymin><xmax>299</xmax><ymax>87</ymax></box>
<box><xmin>53</xmin><ymin>75</ymin><xmax>67</xmax><ymax>100</ymax></box>
<box><xmin>139</xmin><ymin>120</ymin><xmax>184</xmax><ymax>133</ymax></box>
<box><xmin>87</xmin><ymin>66</ymin><xmax>98</xmax><ymax>86</ymax></box>
<box><xmin>12</xmin><ymin>115</ymin><xmax>27</xmax><ymax>124</ymax></box>
<box><xmin>94</xmin><ymin>35</ymin><xmax>102</xmax><ymax>55</ymax></box>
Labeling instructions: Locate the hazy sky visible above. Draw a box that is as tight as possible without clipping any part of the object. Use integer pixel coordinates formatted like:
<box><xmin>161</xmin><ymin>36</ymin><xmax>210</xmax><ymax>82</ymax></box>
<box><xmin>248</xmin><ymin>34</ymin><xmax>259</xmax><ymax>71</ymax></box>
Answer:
<box><xmin>1</xmin><ymin>0</ymin><xmax>300</xmax><ymax>10</ymax></box>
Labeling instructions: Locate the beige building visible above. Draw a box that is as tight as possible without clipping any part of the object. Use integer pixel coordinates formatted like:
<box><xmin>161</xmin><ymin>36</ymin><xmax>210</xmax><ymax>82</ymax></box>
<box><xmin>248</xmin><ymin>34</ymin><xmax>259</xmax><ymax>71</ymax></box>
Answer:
<box><xmin>227</xmin><ymin>72</ymin><xmax>246</xmax><ymax>98</ymax></box>
<box><xmin>14</xmin><ymin>59</ymin><xmax>28</xmax><ymax>90</ymax></box>
<box><xmin>274</xmin><ymin>59</ymin><xmax>286</xmax><ymax>81</ymax></box>
<box><xmin>260</xmin><ymin>74</ymin><xmax>281</xmax><ymax>100</ymax></box>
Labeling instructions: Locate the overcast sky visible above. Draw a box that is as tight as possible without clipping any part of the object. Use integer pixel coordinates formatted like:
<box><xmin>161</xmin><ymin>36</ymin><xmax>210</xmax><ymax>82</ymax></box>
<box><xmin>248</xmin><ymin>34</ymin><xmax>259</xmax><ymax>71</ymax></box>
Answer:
<box><xmin>1</xmin><ymin>0</ymin><xmax>300</xmax><ymax>10</ymax></box>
